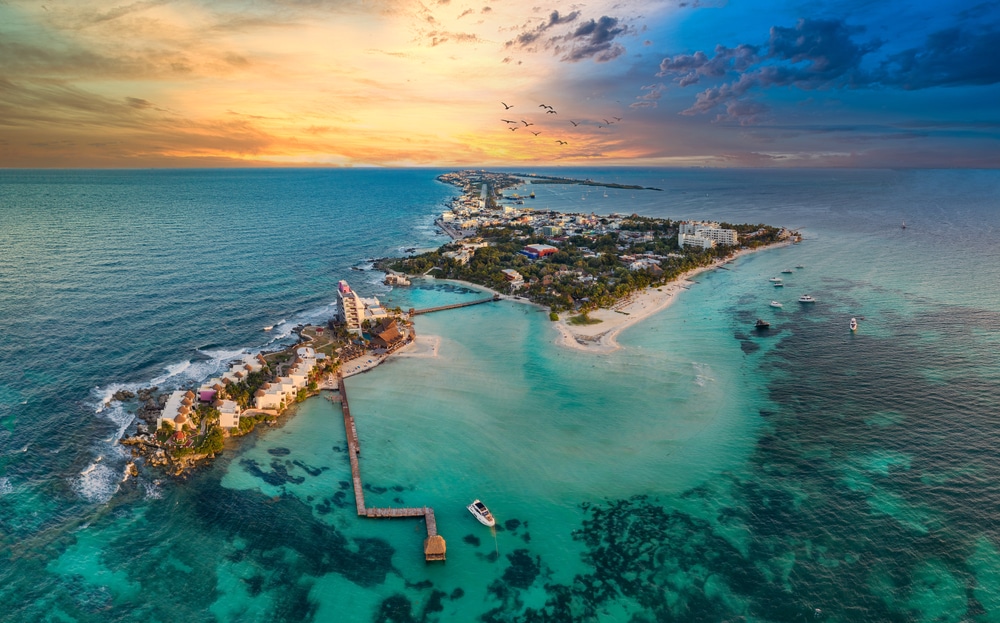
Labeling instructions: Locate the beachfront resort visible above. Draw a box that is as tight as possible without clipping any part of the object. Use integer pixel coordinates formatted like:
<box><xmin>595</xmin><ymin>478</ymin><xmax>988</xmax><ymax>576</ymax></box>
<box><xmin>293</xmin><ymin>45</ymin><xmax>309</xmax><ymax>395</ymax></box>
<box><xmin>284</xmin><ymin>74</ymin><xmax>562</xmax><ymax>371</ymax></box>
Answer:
<box><xmin>119</xmin><ymin>279</ymin><xmax>413</xmax><ymax>475</ymax></box>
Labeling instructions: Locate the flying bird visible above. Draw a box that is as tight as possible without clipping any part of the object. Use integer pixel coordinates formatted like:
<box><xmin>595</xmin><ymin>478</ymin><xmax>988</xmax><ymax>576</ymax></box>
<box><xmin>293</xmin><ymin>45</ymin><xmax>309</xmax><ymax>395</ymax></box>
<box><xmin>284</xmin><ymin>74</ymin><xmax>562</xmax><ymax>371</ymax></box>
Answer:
<box><xmin>521</xmin><ymin>120</ymin><xmax>534</xmax><ymax>127</ymax></box>
<box><xmin>569</xmin><ymin>120</ymin><xmax>579</xmax><ymax>126</ymax></box>
<box><xmin>509</xmin><ymin>126</ymin><xmax>518</xmax><ymax>131</ymax></box>
<box><xmin>603</xmin><ymin>118</ymin><xmax>612</xmax><ymax>125</ymax></box>
<box><xmin>501</xmin><ymin>102</ymin><xmax>513</xmax><ymax>109</ymax></box>
<box><xmin>502</xmin><ymin>119</ymin><xmax>517</xmax><ymax>124</ymax></box>
<box><xmin>546</xmin><ymin>109</ymin><xmax>557</xmax><ymax>114</ymax></box>
<box><xmin>613</xmin><ymin>116</ymin><xmax>622</xmax><ymax>121</ymax></box>
<box><xmin>531</xmin><ymin>131</ymin><xmax>541</xmax><ymax>136</ymax></box>
<box><xmin>556</xmin><ymin>140</ymin><xmax>568</xmax><ymax>145</ymax></box>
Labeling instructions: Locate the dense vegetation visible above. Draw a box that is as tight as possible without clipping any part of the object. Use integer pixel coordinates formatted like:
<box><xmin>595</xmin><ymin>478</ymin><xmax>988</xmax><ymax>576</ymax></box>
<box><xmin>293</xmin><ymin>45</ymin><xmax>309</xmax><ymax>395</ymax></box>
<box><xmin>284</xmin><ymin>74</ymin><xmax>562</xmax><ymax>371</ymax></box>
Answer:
<box><xmin>390</xmin><ymin>220</ymin><xmax>784</xmax><ymax>312</ymax></box>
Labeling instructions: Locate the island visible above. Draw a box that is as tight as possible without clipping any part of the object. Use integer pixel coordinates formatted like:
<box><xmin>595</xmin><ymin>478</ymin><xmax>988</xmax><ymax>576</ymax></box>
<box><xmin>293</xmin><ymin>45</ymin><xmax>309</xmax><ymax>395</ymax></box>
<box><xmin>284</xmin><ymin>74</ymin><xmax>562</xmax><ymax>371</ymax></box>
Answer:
<box><xmin>117</xmin><ymin>169</ymin><xmax>795</xmax><ymax>476</ymax></box>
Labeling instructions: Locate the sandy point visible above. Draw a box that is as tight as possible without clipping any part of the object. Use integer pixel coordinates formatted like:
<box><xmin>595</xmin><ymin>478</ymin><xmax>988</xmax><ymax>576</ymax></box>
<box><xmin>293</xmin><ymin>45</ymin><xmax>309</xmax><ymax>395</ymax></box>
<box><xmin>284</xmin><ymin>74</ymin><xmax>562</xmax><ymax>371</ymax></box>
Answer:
<box><xmin>554</xmin><ymin>241</ymin><xmax>794</xmax><ymax>354</ymax></box>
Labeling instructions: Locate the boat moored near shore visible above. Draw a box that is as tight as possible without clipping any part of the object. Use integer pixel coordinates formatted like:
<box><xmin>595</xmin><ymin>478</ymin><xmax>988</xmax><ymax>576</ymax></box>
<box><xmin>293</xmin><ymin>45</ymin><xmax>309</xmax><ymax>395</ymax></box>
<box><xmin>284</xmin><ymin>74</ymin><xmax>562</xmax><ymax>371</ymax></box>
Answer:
<box><xmin>799</xmin><ymin>294</ymin><xmax>816</xmax><ymax>303</ymax></box>
<box><xmin>467</xmin><ymin>499</ymin><xmax>496</xmax><ymax>527</ymax></box>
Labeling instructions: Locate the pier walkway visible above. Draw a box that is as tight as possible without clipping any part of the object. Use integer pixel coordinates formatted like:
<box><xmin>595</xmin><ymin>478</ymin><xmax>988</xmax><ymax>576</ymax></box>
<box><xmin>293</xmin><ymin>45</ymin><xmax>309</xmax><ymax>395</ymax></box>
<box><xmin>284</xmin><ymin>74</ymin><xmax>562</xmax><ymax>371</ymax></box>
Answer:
<box><xmin>334</xmin><ymin>374</ymin><xmax>446</xmax><ymax>561</ymax></box>
<box><xmin>410</xmin><ymin>294</ymin><xmax>499</xmax><ymax>316</ymax></box>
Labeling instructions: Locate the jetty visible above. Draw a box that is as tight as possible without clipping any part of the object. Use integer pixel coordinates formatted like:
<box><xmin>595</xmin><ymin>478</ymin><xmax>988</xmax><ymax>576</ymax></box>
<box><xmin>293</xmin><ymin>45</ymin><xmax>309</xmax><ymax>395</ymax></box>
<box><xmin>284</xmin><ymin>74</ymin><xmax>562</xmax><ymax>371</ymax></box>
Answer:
<box><xmin>409</xmin><ymin>294</ymin><xmax>499</xmax><ymax>317</ymax></box>
<box><xmin>335</xmin><ymin>374</ymin><xmax>446</xmax><ymax>561</ymax></box>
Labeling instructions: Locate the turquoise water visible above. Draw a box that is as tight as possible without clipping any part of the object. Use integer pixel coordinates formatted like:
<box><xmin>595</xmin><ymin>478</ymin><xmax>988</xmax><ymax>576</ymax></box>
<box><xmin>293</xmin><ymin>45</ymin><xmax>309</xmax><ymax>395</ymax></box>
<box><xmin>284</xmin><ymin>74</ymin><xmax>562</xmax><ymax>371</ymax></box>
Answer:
<box><xmin>1</xmin><ymin>169</ymin><xmax>999</xmax><ymax>621</ymax></box>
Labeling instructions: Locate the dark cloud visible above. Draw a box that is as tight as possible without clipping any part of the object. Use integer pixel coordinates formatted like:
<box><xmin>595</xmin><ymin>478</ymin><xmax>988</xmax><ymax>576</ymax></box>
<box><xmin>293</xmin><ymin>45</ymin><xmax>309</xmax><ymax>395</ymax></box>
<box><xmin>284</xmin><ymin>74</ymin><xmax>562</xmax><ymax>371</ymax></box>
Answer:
<box><xmin>658</xmin><ymin>44</ymin><xmax>759</xmax><ymax>86</ymax></box>
<box><xmin>505</xmin><ymin>10</ymin><xmax>580</xmax><ymax>50</ymax></box>
<box><xmin>657</xmin><ymin>15</ymin><xmax>1000</xmax><ymax>124</ymax></box>
<box><xmin>766</xmin><ymin>19</ymin><xmax>878</xmax><ymax>84</ymax></box>
<box><xmin>558</xmin><ymin>16</ymin><xmax>628</xmax><ymax>62</ymax></box>
<box><xmin>877</xmin><ymin>25</ymin><xmax>1000</xmax><ymax>89</ymax></box>
<box><xmin>714</xmin><ymin>99</ymin><xmax>768</xmax><ymax>125</ymax></box>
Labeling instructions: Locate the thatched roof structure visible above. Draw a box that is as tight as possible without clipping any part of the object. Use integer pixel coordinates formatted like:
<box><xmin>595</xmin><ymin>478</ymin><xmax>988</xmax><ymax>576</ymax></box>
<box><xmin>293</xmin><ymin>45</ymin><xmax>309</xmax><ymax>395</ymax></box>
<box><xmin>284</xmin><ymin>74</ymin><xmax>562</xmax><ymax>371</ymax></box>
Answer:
<box><xmin>424</xmin><ymin>535</ymin><xmax>446</xmax><ymax>561</ymax></box>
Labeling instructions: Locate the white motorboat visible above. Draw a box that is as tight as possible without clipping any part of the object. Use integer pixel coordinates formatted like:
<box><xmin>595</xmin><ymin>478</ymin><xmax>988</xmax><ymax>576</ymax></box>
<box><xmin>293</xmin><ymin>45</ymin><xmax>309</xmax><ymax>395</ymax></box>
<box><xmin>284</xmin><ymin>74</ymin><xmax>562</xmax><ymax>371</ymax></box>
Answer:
<box><xmin>850</xmin><ymin>317</ymin><xmax>858</xmax><ymax>331</ymax></box>
<box><xmin>781</xmin><ymin>269</ymin><xmax>794</xmax><ymax>274</ymax></box>
<box><xmin>769</xmin><ymin>277</ymin><xmax>782</xmax><ymax>283</ymax></box>
<box><xmin>770</xmin><ymin>301</ymin><xmax>783</xmax><ymax>308</ymax></box>
<box><xmin>798</xmin><ymin>294</ymin><xmax>816</xmax><ymax>303</ymax></box>
<box><xmin>773</xmin><ymin>281</ymin><xmax>784</xmax><ymax>287</ymax></box>
<box><xmin>467</xmin><ymin>499</ymin><xmax>496</xmax><ymax>527</ymax></box>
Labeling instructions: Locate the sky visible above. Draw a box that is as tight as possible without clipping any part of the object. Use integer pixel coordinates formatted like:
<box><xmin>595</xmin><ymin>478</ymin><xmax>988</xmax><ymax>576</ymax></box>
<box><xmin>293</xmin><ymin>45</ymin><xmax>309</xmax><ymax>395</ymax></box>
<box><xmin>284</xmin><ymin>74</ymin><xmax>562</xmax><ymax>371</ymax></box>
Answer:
<box><xmin>1</xmin><ymin>0</ymin><xmax>998</xmax><ymax>168</ymax></box>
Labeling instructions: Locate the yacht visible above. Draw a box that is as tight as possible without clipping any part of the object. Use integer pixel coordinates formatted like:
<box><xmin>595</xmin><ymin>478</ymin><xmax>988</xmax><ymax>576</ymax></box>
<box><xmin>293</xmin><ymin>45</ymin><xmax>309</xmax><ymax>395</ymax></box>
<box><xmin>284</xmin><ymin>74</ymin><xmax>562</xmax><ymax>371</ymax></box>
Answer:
<box><xmin>770</xmin><ymin>301</ymin><xmax>783</xmax><ymax>308</ymax></box>
<box><xmin>467</xmin><ymin>499</ymin><xmax>496</xmax><ymax>527</ymax></box>
<box><xmin>769</xmin><ymin>277</ymin><xmax>783</xmax><ymax>283</ymax></box>
<box><xmin>755</xmin><ymin>319</ymin><xmax>771</xmax><ymax>329</ymax></box>
<box><xmin>781</xmin><ymin>269</ymin><xmax>794</xmax><ymax>274</ymax></box>
<box><xmin>850</xmin><ymin>317</ymin><xmax>858</xmax><ymax>331</ymax></box>
<box><xmin>798</xmin><ymin>294</ymin><xmax>816</xmax><ymax>303</ymax></box>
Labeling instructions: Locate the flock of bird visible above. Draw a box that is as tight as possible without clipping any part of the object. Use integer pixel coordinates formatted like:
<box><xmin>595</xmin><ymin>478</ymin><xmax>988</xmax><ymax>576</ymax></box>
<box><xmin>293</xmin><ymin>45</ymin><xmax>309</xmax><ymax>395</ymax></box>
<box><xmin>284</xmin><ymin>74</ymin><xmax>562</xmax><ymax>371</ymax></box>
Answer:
<box><xmin>499</xmin><ymin>102</ymin><xmax>623</xmax><ymax>146</ymax></box>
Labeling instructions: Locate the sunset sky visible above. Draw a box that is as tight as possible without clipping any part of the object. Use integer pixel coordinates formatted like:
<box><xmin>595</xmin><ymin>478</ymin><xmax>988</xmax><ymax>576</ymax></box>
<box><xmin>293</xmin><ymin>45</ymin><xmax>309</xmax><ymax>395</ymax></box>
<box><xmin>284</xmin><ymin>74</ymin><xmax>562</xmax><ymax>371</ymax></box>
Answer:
<box><xmin>2</xmin><ymin>0</ymin><xmax>998</xmax><ymax>167</ymax></box>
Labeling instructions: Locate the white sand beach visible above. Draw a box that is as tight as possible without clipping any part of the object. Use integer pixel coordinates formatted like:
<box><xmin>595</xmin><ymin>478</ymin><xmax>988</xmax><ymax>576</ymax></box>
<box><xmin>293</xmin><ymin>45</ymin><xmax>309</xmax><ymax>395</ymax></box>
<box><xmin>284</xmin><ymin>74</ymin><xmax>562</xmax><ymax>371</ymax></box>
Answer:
<box><xmin>554</xmin><ymin>242</ymin><xmax>793</xmax><ymax>354</ymax></box>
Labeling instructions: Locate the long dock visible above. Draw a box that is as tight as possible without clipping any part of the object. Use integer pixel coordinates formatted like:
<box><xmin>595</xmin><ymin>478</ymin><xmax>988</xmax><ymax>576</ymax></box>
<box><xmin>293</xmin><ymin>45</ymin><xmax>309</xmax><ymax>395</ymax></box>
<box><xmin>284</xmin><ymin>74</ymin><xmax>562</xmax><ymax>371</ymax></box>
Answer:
<box><xmin>335</xmin><ymin>374</ymin><xmax>446</xmax><ymax>561</ymax></box>
<box><xmin>410</xmin><ymin>294</ymin><xmax>499</xmax><ymax>316</ymax></box>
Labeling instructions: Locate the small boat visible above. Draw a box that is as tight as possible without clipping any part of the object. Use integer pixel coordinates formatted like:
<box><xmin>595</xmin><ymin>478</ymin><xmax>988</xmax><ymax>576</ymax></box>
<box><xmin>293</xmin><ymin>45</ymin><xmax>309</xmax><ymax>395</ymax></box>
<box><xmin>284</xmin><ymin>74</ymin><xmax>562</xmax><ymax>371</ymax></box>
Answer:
<box><xmin>773</xmin><ymin>281</ymin><xmax>784</xmax><ymax>287</ymax></box>
<box><xmin>263</xmin><ymin>325</ymin><xmax>274</xmax><ymax>331</ymax></box>
<box><xmin>901</xmin><ymin>220</ymin><xmax>906</xmax><ymax>230</ymax></box>
<box><xmin>755</xmin><ymin>319</ymin><xmax>770</xmax><ymax>329</ymax></box>
<box><xmin>850</xmin><ymin>317</ymin><xmax>858</xmax><ymax>331</ymax></box>
<box><xmin>467</xmin><ymin>499</ymin><xmax>496</xmax><ymax>527</ymax></box>
<box><xmin>799</xmin><ymin>294</ymin><xmax>816</xmax><ymax>303</ymax></box>
<box><xmin>796</xmin><ymin>265</ymin><xmax>804</xmax><ymax>269</ymax></box>
<box><xmin>770</xmin><ymin>301</ymin><xmax>783</xmax><ymax>308</ymax></box>
<box><xmin>769</xmin><ymin>277</ymin><xmax>783</xmax><ymax>283</ymax></box>
<box><xmin>781</xmin><ymin>269</ymin><xmax>794</xmax><ymax>274</ymax></box>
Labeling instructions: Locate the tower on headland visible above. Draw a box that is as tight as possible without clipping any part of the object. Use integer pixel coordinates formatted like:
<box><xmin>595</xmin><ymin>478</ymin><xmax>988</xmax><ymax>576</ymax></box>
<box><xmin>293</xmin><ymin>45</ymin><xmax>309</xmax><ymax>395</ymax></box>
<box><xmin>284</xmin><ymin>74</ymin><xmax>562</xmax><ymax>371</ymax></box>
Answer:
<box><xmin>337</xmin><ymin>280</ymin><xmax>390</xmax><ymax>334</ymax></box>
<box><xmin>337</xmin><ymin>280</ymin><xmax>365</xmax><ymax>333</ymax></box>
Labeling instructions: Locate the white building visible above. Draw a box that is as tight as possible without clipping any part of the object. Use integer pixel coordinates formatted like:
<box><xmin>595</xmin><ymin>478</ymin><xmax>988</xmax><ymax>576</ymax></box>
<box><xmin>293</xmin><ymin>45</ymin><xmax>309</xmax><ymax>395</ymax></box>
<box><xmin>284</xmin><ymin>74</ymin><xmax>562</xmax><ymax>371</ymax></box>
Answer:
<box><xmin>678</xmin><ymin>221</ymin><xmax>738</xmax><ymax>246</ymax></box>
<box><xmin>157</xmin><ymin>389</ymin><xmax>201</xmax><ymax>432</ymax></box>
<box><xmin>501</xmin><ymin>268</ymin><xmax>524</xmax><ymax>289</ymax></box>
<box><xmin>678</xmin><ymin>233</ymin><xmax>716</xmax><ymax>249</ymax></box>
<box><xmin>216</xmin><ymin>399</ymin><xmax>241</xmax><ymax>429</ymax></box>
<box><xmin>337</xmin><ymin>280</ymin><xmax>365</xmax><ymax>333</ymax></box>
<box><xmin>254</xmin><ymin>384</ymin><xmax>283</xmax><ymax>410</ymax></box>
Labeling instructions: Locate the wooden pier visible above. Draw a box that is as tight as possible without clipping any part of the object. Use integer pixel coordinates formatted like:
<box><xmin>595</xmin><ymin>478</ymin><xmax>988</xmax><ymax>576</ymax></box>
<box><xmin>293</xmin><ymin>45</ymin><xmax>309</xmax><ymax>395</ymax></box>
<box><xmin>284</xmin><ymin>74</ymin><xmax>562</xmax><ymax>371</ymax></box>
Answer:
<box><xmin>335</xmin><ymin>374</ymin><xmax>445</xmax><ymax>561</ymax></box>
<box><xmin>409</xmin><ymin>294</ymin><xmax>499</xmax><ymax>316</ymax></box>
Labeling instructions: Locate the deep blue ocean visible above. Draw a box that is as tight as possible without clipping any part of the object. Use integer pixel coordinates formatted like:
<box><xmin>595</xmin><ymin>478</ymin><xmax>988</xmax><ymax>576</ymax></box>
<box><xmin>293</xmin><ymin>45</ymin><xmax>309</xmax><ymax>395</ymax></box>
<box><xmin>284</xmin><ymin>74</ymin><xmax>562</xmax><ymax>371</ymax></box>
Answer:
<box><xmin>1</xmin><ymin>168</ymin><xmax>999</xmax><ymax>622</ymax></box>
